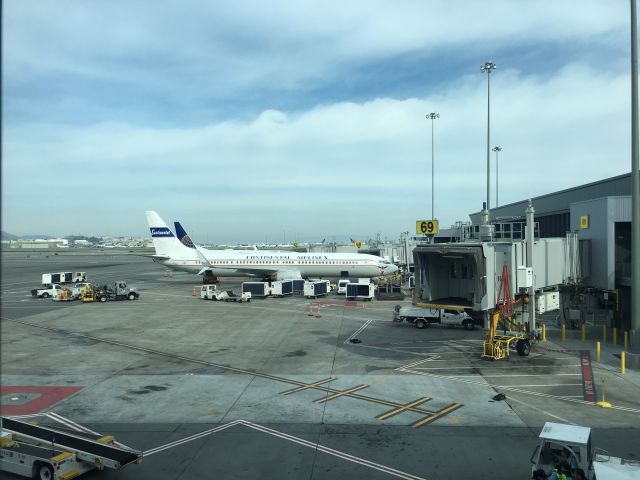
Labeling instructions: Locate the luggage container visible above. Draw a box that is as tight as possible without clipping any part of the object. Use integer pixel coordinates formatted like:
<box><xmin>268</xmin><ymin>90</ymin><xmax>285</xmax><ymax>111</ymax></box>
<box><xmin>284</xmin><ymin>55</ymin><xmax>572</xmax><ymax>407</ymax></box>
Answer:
<box><xmin>271</xmin><ymin>280</ymin><xmax>293</xmax><ymax>297</ymax></box>
<box><xmin>346</xmin><ymin>282</ymin><xmax>375</xmax><ymax>301</ymax></box>
<box><xmin>292</xmin><ymin>279</ymin><xmax>305</xmax><ymax>295</ymax></box>
<box><xmin>304</xmin><ymin>280</ymin><xmax>330</xmax><ymax>298</ymax></box>
<box><xmin>242</xmin><ymin>281</ymin><xmax>270</xmax><ymax>297</ymax></box>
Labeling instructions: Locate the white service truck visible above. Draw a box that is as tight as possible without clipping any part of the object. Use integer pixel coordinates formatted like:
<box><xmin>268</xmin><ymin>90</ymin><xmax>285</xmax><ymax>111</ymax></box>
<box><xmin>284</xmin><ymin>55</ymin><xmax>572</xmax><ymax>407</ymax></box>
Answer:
<box><xmin>337</xmin><ymin>279</ymin><xmax>350</xmax><ymax>295</ymax></box>
<box><xmin>200</xmin><ymin>284</ymin><xmax>218</xmax><ymax>299</ymax></box>
<box><xmin>393</xmin><ymin>305</ymin><xmax>476</xmax><ymax>330</ymax></box>
<box><xmin>31</xmin><ymin>284</ymin><xmax>65</xmax><ymax>299</ymax></box>
<box><xmin>530</xmin><ymin>422</ymin><xmax>640</xmax><ymax>479</ymax></box>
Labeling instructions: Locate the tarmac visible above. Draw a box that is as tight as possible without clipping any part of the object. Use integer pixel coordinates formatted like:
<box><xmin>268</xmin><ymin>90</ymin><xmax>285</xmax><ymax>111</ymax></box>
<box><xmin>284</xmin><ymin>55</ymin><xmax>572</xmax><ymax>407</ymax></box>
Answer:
<box><xmin>1</xmin><ymin>249</ymin><xmax>639</xmax><ymax>479</ymax></box>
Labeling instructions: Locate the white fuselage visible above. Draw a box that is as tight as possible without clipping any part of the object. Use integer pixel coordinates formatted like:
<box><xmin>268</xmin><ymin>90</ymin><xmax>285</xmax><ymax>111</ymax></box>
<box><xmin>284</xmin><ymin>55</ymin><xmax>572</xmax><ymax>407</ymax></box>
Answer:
<box><xmin>155</xmin><ymin>249</ymin><xmax>391</xmax><ymax>278</ymax></box>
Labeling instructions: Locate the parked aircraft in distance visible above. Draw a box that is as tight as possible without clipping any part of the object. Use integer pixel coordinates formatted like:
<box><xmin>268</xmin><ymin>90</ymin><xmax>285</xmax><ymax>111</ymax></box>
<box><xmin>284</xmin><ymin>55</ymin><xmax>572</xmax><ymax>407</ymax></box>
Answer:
<box><xmin>145</xmin><ymin>211</ymin><xmax>398</xmax><ymax>281</ymax></box>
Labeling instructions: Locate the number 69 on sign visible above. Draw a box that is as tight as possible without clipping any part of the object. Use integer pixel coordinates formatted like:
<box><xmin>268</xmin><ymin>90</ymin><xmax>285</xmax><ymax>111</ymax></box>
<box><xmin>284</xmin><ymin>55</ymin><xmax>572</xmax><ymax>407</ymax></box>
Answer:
<box><xmin>416</xmin><ymin>220</ymin><xmax>439</xmax><ymax>235</ymax></box>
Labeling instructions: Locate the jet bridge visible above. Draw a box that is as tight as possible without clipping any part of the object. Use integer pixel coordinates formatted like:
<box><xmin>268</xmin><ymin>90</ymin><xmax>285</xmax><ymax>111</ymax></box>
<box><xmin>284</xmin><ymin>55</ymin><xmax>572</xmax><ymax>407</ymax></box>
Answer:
<box><xmin>413</xmin><ymin>238</ymin><xmax>574</xmax><ymax>312</ymax></box>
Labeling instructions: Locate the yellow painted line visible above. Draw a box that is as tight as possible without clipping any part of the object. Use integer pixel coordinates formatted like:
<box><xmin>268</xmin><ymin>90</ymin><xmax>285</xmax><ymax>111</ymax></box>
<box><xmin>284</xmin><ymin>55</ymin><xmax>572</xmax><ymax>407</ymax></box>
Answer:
<box><xmin>97</xmin><ymin>435</ymin><xmax>114</xmax><ymax>444</ymax></box>
<box><xmin>4</xmin><ymin>317</ymin><xmax>458</xmax><ymax>421</ymax></box>
<box><xmin>376</xmin><ymin>396</ymin><xmax>432</xmax><ymax>420</ymax></box>
<box><xmin>412</xmin><ymin>403</ymin><xmax>463</xmax><ymax>428</ymax></box>
<box><xmin>58</xmin><ymin>470</ymin><xmax>80</xmax><ymax>480</ymax></box>
<box><xmin>280</xmin><ymin>378</ymin><xmax>336</xmax><ymax>395</ymax></box>
<box><xmin>50</xmin><ymin>451</ymin><xmax>74</xmax><ymax>462</ymax></box>
<box><xmin>314</xmin><ymin>385</ymin><xmax>369</xmax><ymax>404</ymax></box>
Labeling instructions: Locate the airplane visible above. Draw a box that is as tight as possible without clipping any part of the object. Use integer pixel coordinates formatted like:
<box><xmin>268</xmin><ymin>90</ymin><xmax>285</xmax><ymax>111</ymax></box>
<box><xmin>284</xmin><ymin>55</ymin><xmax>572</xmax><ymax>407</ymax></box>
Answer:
<box><xmin>146</xmin><ymin>210</ymin><xmax>399</xmax><ymax>282</ymax></box>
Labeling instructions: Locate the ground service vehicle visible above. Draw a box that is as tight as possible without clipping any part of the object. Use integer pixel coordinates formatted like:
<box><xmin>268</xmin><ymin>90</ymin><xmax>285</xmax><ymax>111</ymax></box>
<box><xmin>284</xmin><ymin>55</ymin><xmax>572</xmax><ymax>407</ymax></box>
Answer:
<box><xmin>337</xmin><ymin>279</ymin><xmax>350</xmax><ymax>295</ymax></box>
<box><xmin>31</xmin><ymin>284</ymin><xmax>64</xmax><ymax>299</ymax></box>
<box><xmin>200</xmin><ymin>284</ymin><xmax>218</xmax><ymax>299</ymax></box>
<box><xmin>530</xmin><ymin>422</ymin><xmax>640</xmax><ymax>479</ymax></box>
<box><xmin>0</xmin><ymin>416</ymin><xmax>142</xmax><ymax>480</ymax></box>
<box><xmin>223</xmin><ymin>291</ymin><xmax>251</xmax><ymax>302</ymax></box>
<box><xmin>304</xmin><ymin>280</ymin><xmax>330</xmax><ymax>298</ymax></box>
<box><xmin>346</xmin><ymin>281</ymin><xmax>375</xmax><ymax>301</ymax></box>
<box><xmin>95</xmin><ymin>282</ymin><xmax>139</xmax><ymax>302</ymax></box>
<box><xmin>393</xmin><ymin>305</ymin><xmax>475</xmax><ymax>329</ymax></box>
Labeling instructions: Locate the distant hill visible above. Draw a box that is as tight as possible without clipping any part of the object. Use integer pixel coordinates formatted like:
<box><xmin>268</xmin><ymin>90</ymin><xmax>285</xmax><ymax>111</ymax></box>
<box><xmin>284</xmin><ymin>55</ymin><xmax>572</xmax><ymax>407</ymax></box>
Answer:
<box><xmin>1</xmin><ymin>232</ymin><xmax>55</xmax><ymax>241</ymax></box>
<box><xmin>1</xmin><ymin>231</ymin><xmax>18</xmax><ymax>241</ymax></box>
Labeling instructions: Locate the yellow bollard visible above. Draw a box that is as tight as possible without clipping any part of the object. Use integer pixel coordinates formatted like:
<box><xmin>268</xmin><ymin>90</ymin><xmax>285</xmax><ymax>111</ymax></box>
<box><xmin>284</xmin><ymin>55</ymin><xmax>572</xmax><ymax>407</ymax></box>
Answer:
<box><xmin>624</xmin><ymin>331</ymin><xmax>629</xmax><ymax>351</ymax></box>
<box><xmin>596</xmin><ymin>377</ymin><xmax>612</xmax><ymax>408</ymax></box>
<box><xmin>542</xmin><ymin>324</ymin><xmax>547</xmax><ymax>342</ymax></box>
<box><xmin>621</xmin><ymin>351</ymin><xmax>626</xmax><ymax>374</ymax></box>
<box><xmin>613</xmin><ymin>327</ymin><xmax>618</xmax><ymax>346</ymax></box>
<box><xmin>602</xmin><ymin>325</ymin><xmax>607</xmax><ymax>342</ymax></box>
<box><xmin>581</xmin><ymin>324</ymin><xmax>586</xmax><ymax>342</ymax></box>
<box><xmin>596</xmin><ymin>341</ymin><xmax>601</xmax><ymax>363</ymax></box>
<box><xmin>561</xmin><ymin>324</ymin><xmax>566</xmax><ymax>342</ymax></box>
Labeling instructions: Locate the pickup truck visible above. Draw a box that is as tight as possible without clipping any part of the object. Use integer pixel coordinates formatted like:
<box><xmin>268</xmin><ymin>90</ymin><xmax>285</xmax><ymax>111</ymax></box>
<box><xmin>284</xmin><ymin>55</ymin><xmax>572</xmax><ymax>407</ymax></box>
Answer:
<box><xmin>393</xmin><ymin>305</ymin><xmax>476</xmax><ymax>330</ymax></box>
<box><xmin>31</xmin><ymin>284</ymin><xmax>64</xmax><ymax>299</ymax></box>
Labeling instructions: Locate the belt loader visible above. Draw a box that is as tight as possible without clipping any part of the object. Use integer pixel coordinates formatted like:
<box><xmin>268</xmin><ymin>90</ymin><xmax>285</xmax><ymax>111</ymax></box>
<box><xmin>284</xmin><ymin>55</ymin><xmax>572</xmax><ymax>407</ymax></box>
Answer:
<box><xmin>0</xmin><ymin>416</ymin><xmax>141</xmax><ymax>480</ymax></box>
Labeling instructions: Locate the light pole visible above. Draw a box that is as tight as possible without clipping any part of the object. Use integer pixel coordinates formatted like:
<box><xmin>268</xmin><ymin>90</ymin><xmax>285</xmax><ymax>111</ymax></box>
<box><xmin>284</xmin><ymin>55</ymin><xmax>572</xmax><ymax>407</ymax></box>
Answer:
<box><xmin>481</xmin><ymin>61</ymin><xmax>497</xmax><ymax>221</ymax></box>
<box><xmin>426</xmin><ymin>112</ymin><xmax>439</xmax><ymax>220</ymax></box>
<box><xmin>492</xmin><ymin>146</ymin><xmax>502</xmax><ymax>207</ymax></box>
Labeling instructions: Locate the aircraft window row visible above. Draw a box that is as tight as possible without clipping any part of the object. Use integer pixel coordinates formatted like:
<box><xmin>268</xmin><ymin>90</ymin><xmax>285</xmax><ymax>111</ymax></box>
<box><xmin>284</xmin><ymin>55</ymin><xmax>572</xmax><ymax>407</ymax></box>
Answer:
<box><xmin>206</xmin><ymin>260</ymin><xmax>367</xmax><ymax>265</ymax></box>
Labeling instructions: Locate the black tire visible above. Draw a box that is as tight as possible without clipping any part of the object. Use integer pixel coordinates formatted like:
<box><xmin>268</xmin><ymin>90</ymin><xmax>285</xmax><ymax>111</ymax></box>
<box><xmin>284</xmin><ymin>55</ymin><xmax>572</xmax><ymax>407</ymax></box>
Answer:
<box><xmin>128</xmin><ymin>292</ymin><xmax>136</xmax><ymax>300</ymax></box>
<box><xmin>41</xmin><ymin>292</ymin><xmax>50</xmax><ymax>299</ymax></box>
<box><xmin>99</xmin><ymin>295</ymin><xmax>107</xmax><ymax>303</ymax></box>
<box><xmin>415</xmin><ymin>318</ymin><xmax>427</xmax><ymax>329</ymax></box>
<box><xmin>35</xmin><ymin>463</ymin><xmax>54</xmax><ymax>480</ymax></box>
<box><xmin>516</xmin><ymin>339</ymin><xmax>531</xmax><ymax>356</ymax></box>
<box><xmin>464</xmin><ymin>319</ymin><xmax>475</xmax><ymax>331</ymax></box>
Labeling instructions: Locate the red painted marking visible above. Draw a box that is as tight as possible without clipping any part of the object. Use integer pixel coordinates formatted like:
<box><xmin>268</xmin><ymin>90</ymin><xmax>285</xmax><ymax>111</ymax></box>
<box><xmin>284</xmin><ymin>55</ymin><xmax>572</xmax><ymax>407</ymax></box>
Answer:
<box><xmin>0</xmin><ymin>386</ymin><xmax>83</xmax><ymax>415</ymax></box>
<box><xmin>579</xmin><ymin>351</ymin><xmax>596</xmax><ymax>402</ymax></box>
<box><xmin>316</xmin><ymin>301</ymin><xmax>357</xmax><ymax>308</ymax></box>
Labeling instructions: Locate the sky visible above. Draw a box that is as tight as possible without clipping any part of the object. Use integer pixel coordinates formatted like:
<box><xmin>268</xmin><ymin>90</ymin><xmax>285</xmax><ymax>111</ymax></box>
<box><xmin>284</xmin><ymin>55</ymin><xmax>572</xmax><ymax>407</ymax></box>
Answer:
<box><xmin>1</xmin><ymin>0</ymin><xmax>635</xmax><ymax>243</ymax></box>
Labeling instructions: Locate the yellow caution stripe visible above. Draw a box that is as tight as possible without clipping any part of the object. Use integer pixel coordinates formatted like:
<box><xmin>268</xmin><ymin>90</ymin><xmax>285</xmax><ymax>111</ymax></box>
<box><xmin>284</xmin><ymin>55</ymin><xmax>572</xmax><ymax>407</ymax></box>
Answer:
<box><xmin>412</xmin><ymin>403</ymin><xmax>463</xmax><ymax>428</ymax></box>
<box><xmin>376</xmin><ymin>396</ymin><xmax>432</xmax><ymax>421</ymax></box>
<box><xmin>49</xmin><ymin>451</ymin><xmax>74</xmax><ymax>462</ymax></box>
<box><xmin>314</xmin><ymin>385</ymin><xmax>369</xmax><ymax>404</ymax></box>
<box><xmin>58</xmin><ymin>470</ymin><xmax>80</xmax><ymax>480</ymax></box>
<box><xmin>97</xmin><ymin>435</ymin><xmax>114</xmax><ymax>444</ymax></box>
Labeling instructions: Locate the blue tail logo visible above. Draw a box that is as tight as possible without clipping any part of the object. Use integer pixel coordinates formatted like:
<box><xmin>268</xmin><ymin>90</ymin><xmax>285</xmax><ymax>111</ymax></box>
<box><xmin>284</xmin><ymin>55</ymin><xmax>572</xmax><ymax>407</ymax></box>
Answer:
<box><xmin>174</xmin><ymin>222</ymin><xmax>195</xmax><ymax>248</ymax></box>
<box><xmin>150</xmin><ymin>227</ymin><xmax>175</xmax><ymax>238</ymax></box>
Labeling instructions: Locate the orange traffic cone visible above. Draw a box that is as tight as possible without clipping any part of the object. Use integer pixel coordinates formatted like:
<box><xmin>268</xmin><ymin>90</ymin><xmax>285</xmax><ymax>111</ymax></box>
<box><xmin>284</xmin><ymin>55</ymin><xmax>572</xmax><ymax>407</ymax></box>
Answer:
<box><xmin>316</xmin><ymin>304</ymin><xmax>321</xmax><ymax>318</ymax></box>
<box><xmin>308</xmin><ymin>303</ymin><xmax>314</xmax><ymax>316</ymax></box>
<box><xmin>192</xmin><ymin>288</ymin><xmax>197</xmax><ymax>297</ymax></box>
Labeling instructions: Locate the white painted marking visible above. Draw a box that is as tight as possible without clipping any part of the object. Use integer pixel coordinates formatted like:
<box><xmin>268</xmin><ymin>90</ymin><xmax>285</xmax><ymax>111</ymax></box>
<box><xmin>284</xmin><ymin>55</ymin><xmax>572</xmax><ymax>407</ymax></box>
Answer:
<box><xmin>143</xmin><ymin>420</ymin><xmax>428</xmax><ymax>480</ymax></box>
<box><xmin>506</xmin><ymin>395</ymin><xmax>577</xmax><ymax>425</ymax></box>
<box><xmin>396</xmin><ymin>367</ymin><xmax>640</xmax><ymax>413</ymax></box>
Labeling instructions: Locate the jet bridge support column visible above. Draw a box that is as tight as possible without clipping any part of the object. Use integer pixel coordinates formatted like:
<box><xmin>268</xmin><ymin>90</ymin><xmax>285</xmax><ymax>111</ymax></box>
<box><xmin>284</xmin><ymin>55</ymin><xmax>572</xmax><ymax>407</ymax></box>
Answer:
<box><xmin>526</xmin><ymin>200</ymin><xmax>536</xmax><ymax>333</ymax></box>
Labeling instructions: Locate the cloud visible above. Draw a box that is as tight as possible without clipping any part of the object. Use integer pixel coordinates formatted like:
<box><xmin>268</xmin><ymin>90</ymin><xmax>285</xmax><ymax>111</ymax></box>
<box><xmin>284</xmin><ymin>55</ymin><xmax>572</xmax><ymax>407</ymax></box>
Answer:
<box><xmin>2</xmin><ymin>59</ymin><xmax>630</xmax><ymax>240</ymax></box>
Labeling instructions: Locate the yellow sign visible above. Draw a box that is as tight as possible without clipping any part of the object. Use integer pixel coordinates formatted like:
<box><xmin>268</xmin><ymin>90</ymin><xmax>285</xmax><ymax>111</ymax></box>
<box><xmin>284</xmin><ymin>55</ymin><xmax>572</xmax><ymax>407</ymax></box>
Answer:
<box><xmin>580</xmin><ymin>215</ymin><xmax>589</xmax><ymax>229</ymax></box>
<box><xmin>416</xmin><ymin>220</ymin><xmax>439</xmax><ymax>235</ymax></box>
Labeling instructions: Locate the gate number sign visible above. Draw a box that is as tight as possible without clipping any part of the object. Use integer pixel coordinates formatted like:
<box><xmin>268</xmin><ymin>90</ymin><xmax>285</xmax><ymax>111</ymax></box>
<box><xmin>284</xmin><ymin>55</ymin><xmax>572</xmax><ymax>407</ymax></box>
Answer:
<box><xmin>416</xmin><ymin>220</ymin><xmax>439</xmax><ymax>235</ymax></box>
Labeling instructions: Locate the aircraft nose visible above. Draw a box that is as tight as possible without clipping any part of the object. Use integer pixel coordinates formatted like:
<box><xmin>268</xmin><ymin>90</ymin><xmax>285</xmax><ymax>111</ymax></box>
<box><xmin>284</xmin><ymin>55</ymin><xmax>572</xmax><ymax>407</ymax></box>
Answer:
<box><xmin>387</xmin><ymin>264</ymin><xmax>399</xmax><ymax>275</ymax></box>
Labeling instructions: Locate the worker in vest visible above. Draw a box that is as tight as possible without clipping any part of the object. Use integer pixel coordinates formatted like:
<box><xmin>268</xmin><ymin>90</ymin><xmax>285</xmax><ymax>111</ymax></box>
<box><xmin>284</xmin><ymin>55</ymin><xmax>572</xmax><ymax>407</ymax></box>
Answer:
<box><xmin>549</xmin><ymin>460</ymin><xmax>572</xmax><ymax>480</ymax></box>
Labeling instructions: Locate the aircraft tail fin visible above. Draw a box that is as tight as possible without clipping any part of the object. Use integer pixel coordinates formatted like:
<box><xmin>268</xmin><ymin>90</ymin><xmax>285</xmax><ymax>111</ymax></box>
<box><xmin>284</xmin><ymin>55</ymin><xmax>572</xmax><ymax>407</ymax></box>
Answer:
<box><xmin>145</xmin><ymin>211</ymin><xmax>192</xmax><ymax>257</ymax></box>
<box><xmin>174</xmin><ymin>221</ymin><xmax>213</xmax><ymax>268</ymax></box>
<box><xmin>174</xmin><ymin>222</ymin><xmax>195</xmax><ymax>249</ymax></box>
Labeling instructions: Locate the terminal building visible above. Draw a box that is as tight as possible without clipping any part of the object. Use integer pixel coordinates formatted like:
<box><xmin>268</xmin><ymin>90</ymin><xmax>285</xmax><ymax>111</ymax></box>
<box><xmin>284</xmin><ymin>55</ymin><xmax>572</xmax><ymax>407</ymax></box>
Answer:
<box><xmin>413</xmin><ymin>172</ymin><xmax>632</xmax><ymax>331</ymax></box>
